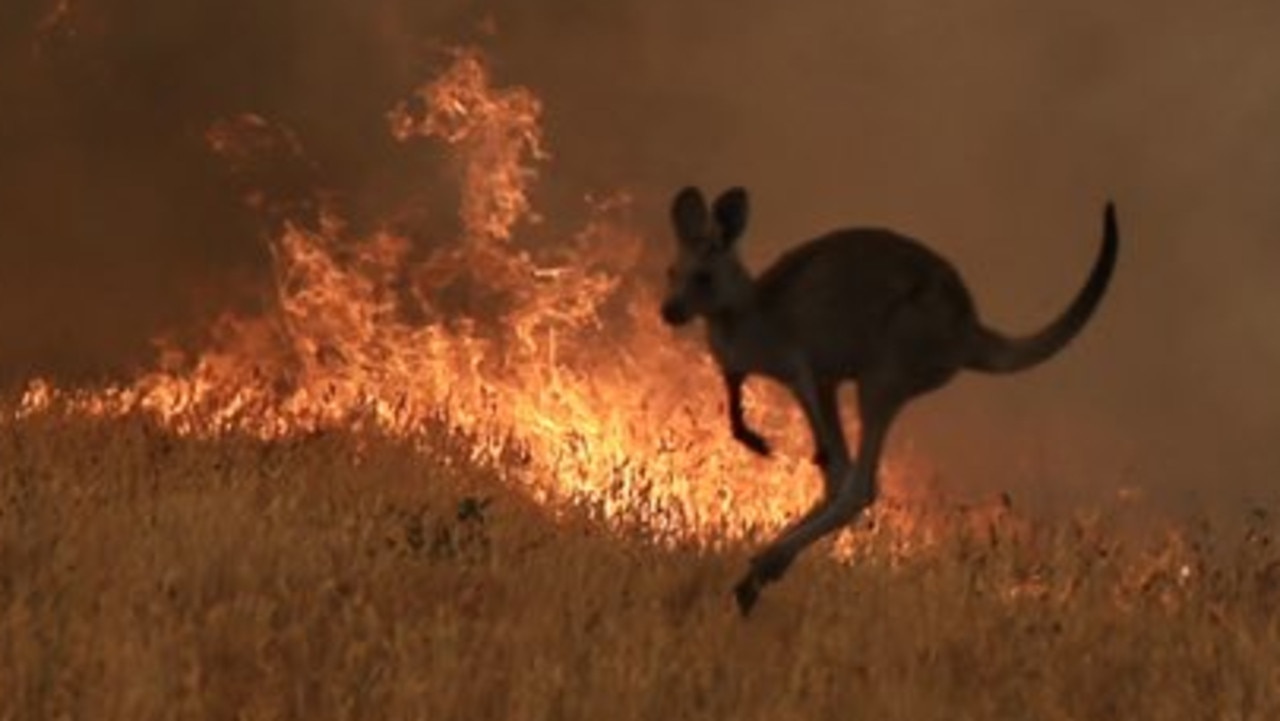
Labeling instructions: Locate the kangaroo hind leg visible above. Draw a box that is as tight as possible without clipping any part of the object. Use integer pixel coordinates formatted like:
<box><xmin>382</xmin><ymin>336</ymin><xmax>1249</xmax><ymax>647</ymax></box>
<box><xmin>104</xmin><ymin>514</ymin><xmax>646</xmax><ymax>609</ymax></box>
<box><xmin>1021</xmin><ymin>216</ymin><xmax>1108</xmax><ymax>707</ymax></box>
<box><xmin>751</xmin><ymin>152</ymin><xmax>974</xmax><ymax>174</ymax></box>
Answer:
<box><xmin>734</xmin><ymin>383</ymin><xmax>902</xmax><ymax>616</ymax></box>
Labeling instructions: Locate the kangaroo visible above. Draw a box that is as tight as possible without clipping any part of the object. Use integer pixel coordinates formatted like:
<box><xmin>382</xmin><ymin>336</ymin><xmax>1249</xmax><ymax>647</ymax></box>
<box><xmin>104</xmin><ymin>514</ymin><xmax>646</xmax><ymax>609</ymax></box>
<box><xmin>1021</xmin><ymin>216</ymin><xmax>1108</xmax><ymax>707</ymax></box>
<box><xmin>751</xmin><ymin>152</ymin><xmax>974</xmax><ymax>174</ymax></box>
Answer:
<box><xmin>660</xmin><ymin>186</ymin><xmax>1119</xmax><ymax>615</ymax></box>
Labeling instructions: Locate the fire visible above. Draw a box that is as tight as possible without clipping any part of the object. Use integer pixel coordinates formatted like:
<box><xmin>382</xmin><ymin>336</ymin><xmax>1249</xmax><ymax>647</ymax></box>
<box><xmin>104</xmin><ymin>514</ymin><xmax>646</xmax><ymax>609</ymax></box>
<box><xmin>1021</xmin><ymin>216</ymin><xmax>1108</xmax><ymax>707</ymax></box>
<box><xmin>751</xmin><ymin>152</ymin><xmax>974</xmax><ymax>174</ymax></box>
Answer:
<box><xmin>13</xmin><ymin>46</ymin><xmax>947</xmax><ymax>549</ymax></box>
<box><xmin>389</xmin><ymin>48</ymin><xmax>548</xmax><ymax>244</ymax></box>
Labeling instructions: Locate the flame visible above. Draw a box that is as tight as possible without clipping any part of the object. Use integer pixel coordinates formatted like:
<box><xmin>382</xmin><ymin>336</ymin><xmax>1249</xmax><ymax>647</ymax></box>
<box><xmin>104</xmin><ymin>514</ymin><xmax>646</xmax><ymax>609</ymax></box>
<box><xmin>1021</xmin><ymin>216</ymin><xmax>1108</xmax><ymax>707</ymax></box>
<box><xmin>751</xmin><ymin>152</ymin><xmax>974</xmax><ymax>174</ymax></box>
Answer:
<box><xmin>13</xmin><ymin>46</ymin><xmax>956</xmax><ymax>549</ymax></box>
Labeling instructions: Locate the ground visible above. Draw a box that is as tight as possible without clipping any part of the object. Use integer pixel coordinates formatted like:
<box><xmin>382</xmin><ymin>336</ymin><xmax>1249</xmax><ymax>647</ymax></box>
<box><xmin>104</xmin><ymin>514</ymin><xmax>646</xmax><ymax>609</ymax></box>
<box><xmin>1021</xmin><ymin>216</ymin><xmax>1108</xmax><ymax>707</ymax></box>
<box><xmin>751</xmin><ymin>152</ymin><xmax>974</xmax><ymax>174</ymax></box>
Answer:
<box><xmin>2</xmin><ymin>410</ymin><xmax>1278</xmax><ymax>721</ymax></box>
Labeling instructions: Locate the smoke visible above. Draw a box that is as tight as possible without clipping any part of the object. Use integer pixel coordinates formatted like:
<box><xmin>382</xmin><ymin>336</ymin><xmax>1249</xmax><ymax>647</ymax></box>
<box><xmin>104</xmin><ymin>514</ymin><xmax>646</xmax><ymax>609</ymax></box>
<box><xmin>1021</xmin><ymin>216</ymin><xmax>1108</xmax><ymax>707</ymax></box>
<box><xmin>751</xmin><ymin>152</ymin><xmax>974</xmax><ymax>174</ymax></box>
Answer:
<box><xmin>1</xmin><ymin>0</ymin><xmax>1277</xmax><ymax>512</ymax></box>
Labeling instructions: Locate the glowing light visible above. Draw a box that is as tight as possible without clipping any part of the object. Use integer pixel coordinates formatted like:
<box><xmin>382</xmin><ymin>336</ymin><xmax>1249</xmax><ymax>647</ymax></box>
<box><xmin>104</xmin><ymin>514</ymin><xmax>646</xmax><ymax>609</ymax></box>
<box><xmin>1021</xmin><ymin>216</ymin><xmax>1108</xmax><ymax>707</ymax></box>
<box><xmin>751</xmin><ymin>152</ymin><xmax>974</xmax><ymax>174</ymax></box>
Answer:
<box><xmin>12</xmin><ymin>47</ymin><xmax>953</xmax><ymax>549</ymax></box>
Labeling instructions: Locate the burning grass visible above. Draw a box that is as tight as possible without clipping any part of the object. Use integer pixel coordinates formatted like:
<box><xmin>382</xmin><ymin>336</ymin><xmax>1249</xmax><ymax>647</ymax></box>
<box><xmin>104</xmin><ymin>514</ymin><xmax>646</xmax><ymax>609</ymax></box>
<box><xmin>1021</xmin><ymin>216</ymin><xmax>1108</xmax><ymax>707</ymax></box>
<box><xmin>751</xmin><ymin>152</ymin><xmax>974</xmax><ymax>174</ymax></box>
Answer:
<box><xmin>6</xmin><ymin>40</ymin><xmax>1280</xmax><ymax>720</ymax></box>
<box><xmin>3</xmin><ymin>410</ymin><xmax>1280</xmax><ymax>721</ymax></box>
<box><xmin>11</xmin><ymin>46</ymin><xmax>941</xmax><ymax>548</ymax></box>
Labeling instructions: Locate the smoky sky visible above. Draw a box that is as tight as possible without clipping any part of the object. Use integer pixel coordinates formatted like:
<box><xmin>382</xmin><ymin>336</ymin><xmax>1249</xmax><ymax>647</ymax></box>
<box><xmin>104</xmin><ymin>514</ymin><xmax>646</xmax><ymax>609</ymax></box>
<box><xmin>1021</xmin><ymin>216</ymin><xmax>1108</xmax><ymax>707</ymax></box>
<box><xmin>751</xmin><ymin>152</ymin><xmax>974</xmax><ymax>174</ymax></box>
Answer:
<box><xmin>1</xmin><ymin>0</ymin><xmax>1277</xmax><ymax>513</ymax></box>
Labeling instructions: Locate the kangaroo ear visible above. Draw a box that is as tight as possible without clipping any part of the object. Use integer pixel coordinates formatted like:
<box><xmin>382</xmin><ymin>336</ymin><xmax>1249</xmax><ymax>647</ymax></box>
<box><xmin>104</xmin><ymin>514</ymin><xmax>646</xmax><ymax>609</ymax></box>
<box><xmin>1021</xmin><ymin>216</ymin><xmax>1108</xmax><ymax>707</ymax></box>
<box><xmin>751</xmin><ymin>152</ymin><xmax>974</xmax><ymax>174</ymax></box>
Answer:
<box><xmin>670</xmin><ymin>186</ymin><xmax>709</xmax><ymax>246</ymax></box>
<box><xmin>713</xmin><ymin>187</ymin><xmax>749</xmax><ymax>246</ymax></box>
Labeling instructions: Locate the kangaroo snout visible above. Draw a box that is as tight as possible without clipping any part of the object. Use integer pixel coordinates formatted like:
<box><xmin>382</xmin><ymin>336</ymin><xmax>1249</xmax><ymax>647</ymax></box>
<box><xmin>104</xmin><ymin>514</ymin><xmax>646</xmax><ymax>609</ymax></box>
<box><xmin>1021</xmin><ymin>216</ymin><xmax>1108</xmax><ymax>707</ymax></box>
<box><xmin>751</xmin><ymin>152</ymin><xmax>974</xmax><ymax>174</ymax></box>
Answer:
<box><xmin>660</xmin><ymin>298</ymin><xmax>693</xmax><ymax>326</ymax></box>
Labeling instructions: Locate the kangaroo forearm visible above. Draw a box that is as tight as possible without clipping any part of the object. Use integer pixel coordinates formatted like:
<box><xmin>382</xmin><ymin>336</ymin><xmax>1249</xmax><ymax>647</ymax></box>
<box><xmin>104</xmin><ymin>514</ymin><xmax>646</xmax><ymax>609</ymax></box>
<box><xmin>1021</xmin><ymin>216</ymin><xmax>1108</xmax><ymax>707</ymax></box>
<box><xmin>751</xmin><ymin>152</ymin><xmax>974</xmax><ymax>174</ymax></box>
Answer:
<box><xmin>725</xmin><ymin>371</ymin><xmax>770</xmax><ymax>455</ymax></box>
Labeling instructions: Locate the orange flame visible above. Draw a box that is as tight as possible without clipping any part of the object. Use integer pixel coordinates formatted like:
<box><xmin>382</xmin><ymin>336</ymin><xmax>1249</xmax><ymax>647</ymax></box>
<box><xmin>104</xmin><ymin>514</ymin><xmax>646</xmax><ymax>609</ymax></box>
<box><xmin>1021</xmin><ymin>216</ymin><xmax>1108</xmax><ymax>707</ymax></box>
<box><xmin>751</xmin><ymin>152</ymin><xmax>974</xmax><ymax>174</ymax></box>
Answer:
<box><xmin>15</xmin><ymin>47</ymin><xmax>954</xmax><ymax>549</ymax></box>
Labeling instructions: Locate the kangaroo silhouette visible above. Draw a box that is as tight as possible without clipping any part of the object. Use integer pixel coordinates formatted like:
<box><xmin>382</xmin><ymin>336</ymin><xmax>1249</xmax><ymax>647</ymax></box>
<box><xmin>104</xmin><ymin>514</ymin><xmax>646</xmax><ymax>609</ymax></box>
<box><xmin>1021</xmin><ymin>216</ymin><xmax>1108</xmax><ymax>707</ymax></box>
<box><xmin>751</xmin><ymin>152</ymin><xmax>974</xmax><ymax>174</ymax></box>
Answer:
<box><xmin>660</xmin><ymin>187</ymin><xmax>1118</xmax><ymax>615</ymax></box>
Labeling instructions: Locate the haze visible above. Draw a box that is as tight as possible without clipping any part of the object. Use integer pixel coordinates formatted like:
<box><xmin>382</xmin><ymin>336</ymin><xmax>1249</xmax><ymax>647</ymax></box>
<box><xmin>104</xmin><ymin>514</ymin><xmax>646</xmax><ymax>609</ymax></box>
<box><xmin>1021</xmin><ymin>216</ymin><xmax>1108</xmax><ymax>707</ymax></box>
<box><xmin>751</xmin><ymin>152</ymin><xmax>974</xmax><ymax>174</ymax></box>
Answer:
<box><xmin>1</xmin><ymin>0</ymin><xmax>1277</xmax><ymax>513</ymax></box>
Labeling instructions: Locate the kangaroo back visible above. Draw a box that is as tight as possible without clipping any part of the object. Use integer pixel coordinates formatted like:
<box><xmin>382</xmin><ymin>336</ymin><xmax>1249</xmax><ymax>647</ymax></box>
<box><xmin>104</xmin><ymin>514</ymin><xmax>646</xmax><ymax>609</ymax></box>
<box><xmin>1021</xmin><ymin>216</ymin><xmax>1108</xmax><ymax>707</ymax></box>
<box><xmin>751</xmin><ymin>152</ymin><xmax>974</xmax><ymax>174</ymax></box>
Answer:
<box><xmin>967</xmin><ymin>203</ymin><xmax>1119</xmax><ymax>374</ymax></box>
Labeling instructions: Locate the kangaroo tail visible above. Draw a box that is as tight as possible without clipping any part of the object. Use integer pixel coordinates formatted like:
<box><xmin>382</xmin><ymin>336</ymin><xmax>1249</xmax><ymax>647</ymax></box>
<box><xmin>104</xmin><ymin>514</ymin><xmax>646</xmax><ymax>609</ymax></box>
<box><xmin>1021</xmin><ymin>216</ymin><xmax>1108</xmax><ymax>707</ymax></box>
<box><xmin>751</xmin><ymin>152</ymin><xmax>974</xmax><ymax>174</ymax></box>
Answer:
<box><xmin>966</xmin><ymin>202</ymin><xmax>1119</xmax><ymax>374</ymax></box>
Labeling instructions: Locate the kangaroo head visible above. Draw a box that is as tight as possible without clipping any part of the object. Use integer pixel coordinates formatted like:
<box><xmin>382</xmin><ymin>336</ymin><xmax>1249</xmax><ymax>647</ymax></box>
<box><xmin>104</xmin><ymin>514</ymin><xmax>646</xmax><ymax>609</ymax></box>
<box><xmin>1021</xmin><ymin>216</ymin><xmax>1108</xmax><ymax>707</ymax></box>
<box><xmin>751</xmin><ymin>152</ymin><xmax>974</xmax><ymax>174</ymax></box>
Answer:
<box><xmin>661</xmin><ymin>186</ymin><xmax>754</xmax><ymax>326</ymax></box>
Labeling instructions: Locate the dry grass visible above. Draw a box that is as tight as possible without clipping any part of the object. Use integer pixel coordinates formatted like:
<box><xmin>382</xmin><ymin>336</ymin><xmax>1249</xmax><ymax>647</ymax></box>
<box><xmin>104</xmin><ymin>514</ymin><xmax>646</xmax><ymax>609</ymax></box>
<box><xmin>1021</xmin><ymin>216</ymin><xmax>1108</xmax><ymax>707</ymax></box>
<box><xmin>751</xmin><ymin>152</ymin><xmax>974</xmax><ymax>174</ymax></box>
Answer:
<box><xmin>2</xmin><ymin>411</ymin><xmax>1279</xmax><ymax>721</ymax></box>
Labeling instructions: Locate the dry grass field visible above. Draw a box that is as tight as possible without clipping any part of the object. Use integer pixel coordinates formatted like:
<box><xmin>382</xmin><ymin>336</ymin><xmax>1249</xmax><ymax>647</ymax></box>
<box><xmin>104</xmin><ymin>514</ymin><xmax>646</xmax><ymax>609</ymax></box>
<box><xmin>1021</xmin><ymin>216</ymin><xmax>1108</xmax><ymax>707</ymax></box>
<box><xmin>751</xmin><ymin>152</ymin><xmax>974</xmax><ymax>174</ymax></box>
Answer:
<box><xmin>7</xmin><ymin>4</ymin><xmax>1280</xmax><ymax>719</ymax></box>
<box><xmin>3</xmin><ymin>409</ymin><xmax>1279</xmax><ymax>721</ymax></box>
